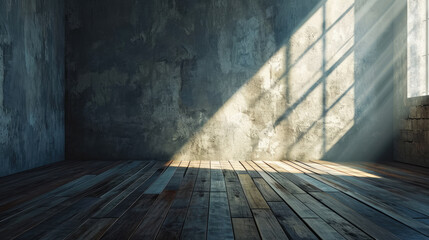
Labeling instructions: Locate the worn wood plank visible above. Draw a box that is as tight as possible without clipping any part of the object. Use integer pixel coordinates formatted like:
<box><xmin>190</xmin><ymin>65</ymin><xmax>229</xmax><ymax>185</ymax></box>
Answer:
<box><xmin>232</xmin><ymin>218</ymin><xmax>261</xmax><ymax>240</ymax></box>
<box><xmin>310</xmin><ymin>191</ymin><xmax>401</xmax><ymax>240</ymax></box>
<box><xmin>240</xmin><ymin>162</ymin><xmax>282</xmax><ymax>202</ymax></box>
<box><xmin>266</xmin><ymin>161</ymin><xmax>321</xmax><ymax>192</ymax></box>
<box><xmin>93</xmin><ymin>161</ymin><xmax>159</xmax><ymax>218</ymax></box>
<box><xmin>237</xmin><ymin>174</ymin><xmax>269</xmax><ymax>209</ymax></box>
<box><xmin>303</xmin><ymin>218</ymin><xmax>346</xmax><ymax>240</ymax></box>
<box><xmin>255</xmin><ymin>161</ymin><xmax>305</xmax><ymax>194</ymax></box>
<box><xmin>130</xmin><ymin>190</ymin><xmax>177</xmax><ymax>239</ymax></box>
<box><xmin>14</xmin><ymin>197</ymin><xmax>100</xmax><ymax>240</ymax></box>
<box><xmin>210</xmin><ymin>161</ymin><xmax>226</xmax><ymax>192</ymax></box>
<box><xmin>157</xmin><ymin>161</ymin><xmax>200</xmax><ymax>240</ymax></box>
<box><xmin>101</xmin><ymin>194</ymin><xmax>158</xmax><ymax>240</ymax></box>
<box><xmin>144</xmin><ymin>160</ymin><xmax>179</xmax><ymax>194</ymax></box>
<box><xmin>2</xmin><ymin>160</ymin><xmax>429</xmax><ymax>240</ymax></box>
<box><xmin>294</xmin><ymin>193</ymin><xmax>372</xmax><ymax>240</ymax></box>
<box><xmin>64</xmin><ymin>218</ymin><xmax>116</xmax><ymax>240</ymax></box>
<box><xmin>251</xmin><ymin>161</ymin><xmax>318</xmax><ymax>219</ymax></box>
<box><xmin>324</xmin><ymin>191</ymin><xmax>429</xmax><ymax>240</ymax></box>
<box><xmin>194</xmin><ymin>161</ymin><xmax>211</xmax><ymax>192</ymax></box>
<box><xmin>181</xmin><ymin>191</ymin><xmax>210</xmax><ymax>240</ymax></box>
<box><xmin>104</xmin><ymin>163</ymin><xmax>165</xmax><ymax>218</ymax></box>
<box><xmin>268</xmin><ymin>201</ymin><xmax>318</xmax><ymax>240</ymax></box>
<box><xmin>296</xmin><ymin>161</ymin><xmax>429</xmax><ymax>237</ymax></box>
<box><xmin>207</xmin><ymin>191</ymin><xmax>234</xmax><ymax>240</ymax></box>
<box><xmin>220</xmin><ymin>161</ymin><xmax>252</xmax><ymax>218</ymax></box>
<box><xmin>252</xmin><ymin>209</ymin><xmax>289</xmax><ymax>240</ymax></box>
<box><xmin>240</xmin><ymin>161</ymin><xmax>261</xmax><ymax>178</ymax></box>
<box><xmin>253</xmin><ymin>178</ymin><xmax>282</xmax><ymax>202</ymax></box>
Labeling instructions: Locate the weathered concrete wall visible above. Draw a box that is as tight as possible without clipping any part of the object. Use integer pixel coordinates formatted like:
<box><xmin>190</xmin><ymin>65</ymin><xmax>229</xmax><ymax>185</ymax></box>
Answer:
<box><xmin>0</xmin><ymin>0</ymin><xmax>65</xmax><ymax>176</ymax></box>
<box><xmin>66</xmin><ymin>0</ymin><xmax>397</xmax><ymax>162</ymax></box>
<box><xmin>393</xmin><ymin>1</ymin><xmax>429</xmax><ymax>168</ymax></box>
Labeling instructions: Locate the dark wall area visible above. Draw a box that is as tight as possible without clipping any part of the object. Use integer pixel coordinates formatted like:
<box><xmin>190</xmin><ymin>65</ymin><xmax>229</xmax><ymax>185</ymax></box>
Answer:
<box><xmin>66</xmin><ymin>0</ymin><xmax>399</xmax><ymax>162</ymax></box>
<box><xmin>0</xmin><ymin>0</ymin><xmax>65</xmax><ymax>176</ymax></box>
<box><xmin>66</xmin><ymin>0</ymin><xmax>286</xmax><ymax>160</ymax></box>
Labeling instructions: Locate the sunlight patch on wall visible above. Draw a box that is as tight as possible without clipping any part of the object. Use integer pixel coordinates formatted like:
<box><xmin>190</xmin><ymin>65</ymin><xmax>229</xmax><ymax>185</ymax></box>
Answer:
<box><xmin>171</xmin><ymin>0</ymin><xmax>356</xmax><ymax>161</ymax></box>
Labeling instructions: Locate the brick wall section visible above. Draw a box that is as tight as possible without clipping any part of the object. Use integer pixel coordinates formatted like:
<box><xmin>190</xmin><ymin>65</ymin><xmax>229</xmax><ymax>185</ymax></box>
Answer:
<box><xmin>396</xmin><ymin>105</ymin><xmax>429</xmax><ymax>167</ymax></box>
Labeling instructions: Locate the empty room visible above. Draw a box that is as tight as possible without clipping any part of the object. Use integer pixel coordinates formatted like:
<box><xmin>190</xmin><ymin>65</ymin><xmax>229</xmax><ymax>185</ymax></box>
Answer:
<box><xmin>1</xmin><ymin>0</ymin><xmax>429</xmax><ymax>239</ymax></box>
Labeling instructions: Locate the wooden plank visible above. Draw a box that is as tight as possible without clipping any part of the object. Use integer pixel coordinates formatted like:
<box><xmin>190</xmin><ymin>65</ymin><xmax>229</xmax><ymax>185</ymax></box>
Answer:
<box><xmin>144</xmin><ymin>160</ymin><xmax>179</xmax><ymax>194</ymax></box>
<box><xmin>56</xmin><ymin>161</ymin><xmax>141</xmax><ymax>198</ymax></box>
<box><xmin>194</xmin><ymin>161</ymin><xmax>211</xmax><ymax>192</ymax></box>
<box><xmin>303</xmin><ymin>218</ymin><xmax>346</xmax><ymax>240</ymax></box>
<box><xmin>240</xmin><ymin>162</ymin><xmax>282</xmax><ymax>202</ymax></box>
<box><xmin>207</xmin><ymin>192</ymin><xmax>234</xmax><ymax>240</ymax></box>
<box><xmin>309</xmin><ymin>192</ymin><xmax>401</xmax><ymax>240</ymax></box>
<box><xmin>170</xmin><ymin>161</ymin><xmax>200</xmax><ymax>209</ymax></box>
<box><xmin>130</xmin><ymin>190</ymin><xmax>177</xmax><ymax>239</ymax></box>
<box><xmin>252</xmin><ymin>178</ymin><xmax>282</xmax><ymax>202</ymax></box>
<box><xmin>325</xmin><ymin>191</ymin><xmax>429</xmax><ymax>240</ymax></box>
<box><xmin>181</xmin><ymin>191</ymin><xmax>210</xmax><ymax>240</ymax></box>
<box><xmin>252</xmin><ymin>209</ymin><xmax>289</xmax><ymax>240</ymax></box>
<box><xmin>104</xmin><ymin>163</ymin><xmax>165</xmax><ymax>218</ymax></box>
<box><xmin>294</xmin><ymin>193</ymin><xmax>372</xmax><ymax>240</ymax></box>
<box><xmin>220</xmin><ymin>161</ymin><xmax>252</xmax><ymax>218</ymax></box>
<box><xmin>0</xmin><ymin>163</ymin><xmax>121</xmax><ymax>235</ymax></box>
<box><xmin>93</xmin><ymin>161</ymin><xmax>160</xmax><ymax>218</ymax></box>
<box><xmin>0</xmin><ymin>198</ymin><xmax>70</xmax><ymax>239</ymax></box>
<box><xmin>14</xmin><ymin>197</ymin><xmax>100</xmax><ymax>240</ymax></box>
<box><xmin>237</xmin><ymin>174</ymin><xmax>269</xmax><ymax>209</ymax></box>
<box><xmin>210</xmin><ymin>161</ymin><xmax>226</xmax><ymax>192</ymax></box>
<box><xmin>0</xmin><ymin>162</ymin><xmax>104</xmax><ymax>213</ymax></box>
<box><xmin>229</xmin><ymin>161</ymin><xmax>247</xmax><ymax>174</ymax></box>
<box><xmin>156</xmin><ymin>208</ymin><xmax>188</xmax><ymax>240</ymax></box>
<box><xmin>98</xmin><ymin>161</ymin><xmax>152</xmax><ymax>199</ymax></box>
<box><xmin>89</xmin><ymin>161</ymin><xmax>149</xmax><ymax>198</ymax></box>
<box><xmin>157</xmin><ymin>161</ymin><xmax>200</xmax><ymax>240</ymax></box>
<box><xmin>285</xmin><ymin>161</ymin><xmax>340</xmax><ymax>192</ymax></box>
<box><xmin>164</xmin><ymin>161</ymin><xmax>189</xmax><ymax>191</ymax></box>
<box><xmin>255</xmin><ymin>161</ymin><xmax>305</xmax><ymax>194</ymax></box>
<box><xmin>64</xmin><ymin>218</ymin><xmax>116</xmax><ymax>240</ymax></box>
<box><xmin>3</xmin><ymin>160</ymin><xmax>429</xmax><ymax>240</ymax></box>
<box><xmin>387</xmin><ymin>162</ymin><xmax>429</xmax><ymax>178</ymax></box>
<box><xmin>296</xmin><ymin>161</ymin><xmax>429</xmax><ymax>237</ymax></box>
<box><xmin>0</xmin><ymin>174</ymin><xmax>94</xmax><ymax>224</ymax></box>
<box><xmin>101</xmin><ymin>194</ymin><xmax>158</xmax><ymax>240</ymax></box>
<box><xmin>251</xmin><ymin>161</ymin><xmax>318</xmax><ymax>218</ymax></box>
<box><xmin>232</xmin><ymin>218</ymin><xmax>261</xmax><ymax>240</ymax></box>
<box><xmin>0</xmin><ymin>161</ymin><xmax>71</xmax><ymax>188</ymax></box>
<box><xmin>317</xmin><ymin>161</ymin><xmax>429</xmax><ymax>217</ymax></box>
<box><xmin>268</xmin><ymin>201</ymin><xmax>318</xmax><ymax>240</ymax></box>
<box><xmin>240</xmin><ymin>161</ymin><xmax>261</xmax><ymax>178</ymax></box>
<box><xmin>265</xmin><ymin>161</ymin><xmax>320</xmax><ymax>192</ymax></box>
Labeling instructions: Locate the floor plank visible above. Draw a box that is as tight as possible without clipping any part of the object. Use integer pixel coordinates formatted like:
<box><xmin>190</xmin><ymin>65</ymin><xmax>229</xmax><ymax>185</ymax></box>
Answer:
<box><xmin>181</xmin><ymin>191</ymin><xmax>210</xmax><ymax>240</ymax></box>
<box><xmin>232</xmin><ymin>218</ymin><xmax>261</xmax><ymax>240</ymax></box>
<box><xmin>207</xmin><ymin>191</ymin><xmax>234</xmax><ymax>240</ymax></box>
<box><xmin>0</xmin><ymin>160</ymin><xmax>428</xmax><ymax>240</ymax></box>
<box><xmin>252</xmin><ymin>209</ymin><xmax>289</xmax><ymax>240</ymax></box>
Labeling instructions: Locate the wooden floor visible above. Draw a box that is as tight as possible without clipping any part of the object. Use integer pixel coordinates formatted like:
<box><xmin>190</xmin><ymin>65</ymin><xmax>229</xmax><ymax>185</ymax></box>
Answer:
<box><xmin>1</xmin><ymin>160</ymin><xmax>429</xmax><ymax>240</ymax></box>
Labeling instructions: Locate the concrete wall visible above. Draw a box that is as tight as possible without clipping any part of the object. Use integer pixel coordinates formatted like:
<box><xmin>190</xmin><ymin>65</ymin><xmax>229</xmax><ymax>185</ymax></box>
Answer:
<box><xmin>0</xmin><ymin>0</ymin><xmax>65</xmax><ymax>176</ymax></box>
<box><xmin>66</xmin><ymin>0</ymin><xmax>399</xmax><ymax>162</ymax></box>
<box><xmin>393</xmin><ymin>1</ymin><xmax>429</xmax><ymax>168</ymax></box>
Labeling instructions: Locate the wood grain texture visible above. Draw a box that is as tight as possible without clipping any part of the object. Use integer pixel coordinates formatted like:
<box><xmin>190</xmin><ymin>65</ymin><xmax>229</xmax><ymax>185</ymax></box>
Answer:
<box><xmin>0</xmin><ymin>160</ymin><xmax>428</xmax><ymax>240</ymax></box>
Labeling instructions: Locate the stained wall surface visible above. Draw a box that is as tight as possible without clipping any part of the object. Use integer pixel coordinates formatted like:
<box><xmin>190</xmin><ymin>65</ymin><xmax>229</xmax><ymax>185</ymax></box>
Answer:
<box><xmin>66</xmin><ymin>0</ymin><xmax>399</xmax><ymax>162</ymax></box>
<box><xmin>0</xmin><ymin>0</ymin><xmax>65</xmax><ymax>176</ymax></box>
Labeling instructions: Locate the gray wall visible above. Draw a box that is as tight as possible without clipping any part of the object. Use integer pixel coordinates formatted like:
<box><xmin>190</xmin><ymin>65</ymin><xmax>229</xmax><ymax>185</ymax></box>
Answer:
<box><xmin>394</xmin><ymin>1</ymin><xmax>429</xmax><ymax>168</ymax></box>
<box><xmin>0</xmin><ymin>0</ymin><xmax>65</xmax><ymax>176</ymax></box>
<box><xmin>66</xmin><ymin>0</ymin><xmax>399</xmax><ymax>162</ymax></box>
